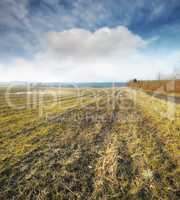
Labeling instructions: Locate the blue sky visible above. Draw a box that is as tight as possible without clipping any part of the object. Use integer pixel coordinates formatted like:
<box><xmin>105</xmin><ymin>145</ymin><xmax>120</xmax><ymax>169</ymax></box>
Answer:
<box><xmin>0</xmin><ymin>0</ymin><xmax>180</xmax><ymax>82</ymax></box>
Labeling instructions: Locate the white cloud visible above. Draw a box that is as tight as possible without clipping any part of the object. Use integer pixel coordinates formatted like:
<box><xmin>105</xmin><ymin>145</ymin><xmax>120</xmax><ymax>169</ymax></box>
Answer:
<box><xmin>46</xmin><ymin>26</ymin><xmax>147</xmax><ymax>60</ymax></box>
<box><xmin>0</xmin><ymin>26</ymin><xmax>180</xmax><ymax>82</ymax></box>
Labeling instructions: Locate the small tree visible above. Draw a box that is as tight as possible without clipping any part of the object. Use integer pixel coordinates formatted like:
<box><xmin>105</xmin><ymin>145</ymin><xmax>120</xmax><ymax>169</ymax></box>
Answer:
<box><xmin>132</xmin><ymin>79</ymin><xmax>138</xmax><ymax>83</ymax></box>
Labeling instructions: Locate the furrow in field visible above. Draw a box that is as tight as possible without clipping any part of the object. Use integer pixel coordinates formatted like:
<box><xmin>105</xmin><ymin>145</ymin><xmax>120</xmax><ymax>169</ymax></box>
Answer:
<box><xmin>117</xmin><ymin>93</ymin><xmax>180</xmax><ymax>199</ymax></box>
<box><xmin>1</xmin><ymin>89</ymin><xmax>179</xmax><ymax>200</ymax></box>
<box><xmin>132</xmin><ymin>111</ymin><xmax>180</xmax><ymax>199</ymax></box>
<box><xmin>46</xmin><ymin>96</ymin><xmax>120</xmax><ymax>200</ymax></box>
<box><xmin>0</xmin><ymin>97</ymin><xmax>106</xmax><ymax>171</ymax></box>
<box><xmin>0</xmin><ymin>96</ymin><xmax>113</xmax><ymax>199</ymax></box>
<box><xmin>90</xmin><ymin>96</ymin><xmax>137</xmax><ymax>199</ymax></box>
<box><xmin>91</xmin><ymin>92</ymin><xmax>179</xmax><ymax>200</ymax></box>
<box><xmin>0</xmin><ymin>95</ymin><xmax>102</xmax><ymax>140</ymax></box>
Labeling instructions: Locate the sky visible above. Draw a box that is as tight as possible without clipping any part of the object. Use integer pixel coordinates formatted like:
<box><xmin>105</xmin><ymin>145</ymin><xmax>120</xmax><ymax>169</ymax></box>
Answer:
<box><xmin>0</xmin><ymin>0</ymin><xmax>180</xmax><ymax>82</ymax></box>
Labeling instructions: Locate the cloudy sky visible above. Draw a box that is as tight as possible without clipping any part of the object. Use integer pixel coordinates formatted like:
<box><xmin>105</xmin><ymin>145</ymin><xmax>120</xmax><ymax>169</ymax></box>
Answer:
<box><xmin>0</xmin><ymin>0</ymin><xmax>180</xmax><ymax>82</ymax></box>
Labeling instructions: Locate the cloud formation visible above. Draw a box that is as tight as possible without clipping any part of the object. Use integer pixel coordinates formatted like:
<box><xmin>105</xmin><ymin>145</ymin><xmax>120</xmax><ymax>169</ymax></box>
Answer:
<box><xmin>0</xmin><ymin>0</ymin><xmax>180</xmax><ymax>60</ymax></box>
<box><xmin>0</xmin><ymin>26</ymin><xmax>179</xmax><ymax>82</ymax></box>
<box><xmin>46</xmin><ymin>26</ymin><xmax>146</xmax><ymax>60</ymax></box>
<box><xmin>0</xmin><ymin>1</ymin><xmax>180</xmax><ymax>81</ymax></box>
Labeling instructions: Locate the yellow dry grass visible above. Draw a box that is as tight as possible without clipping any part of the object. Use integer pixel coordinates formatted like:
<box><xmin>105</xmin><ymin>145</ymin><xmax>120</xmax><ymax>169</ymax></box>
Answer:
<box><xmin>0</xmin><ymin>87</ymin><xmax>179</xmax><ymax>200</ymax></box>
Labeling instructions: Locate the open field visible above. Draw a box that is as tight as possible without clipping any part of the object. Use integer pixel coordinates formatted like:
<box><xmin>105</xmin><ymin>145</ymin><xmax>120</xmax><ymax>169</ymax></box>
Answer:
<box><xmin>0</xmin><ymin>87</ymin><xmax>180</xmax><ymax>200</ymax></box>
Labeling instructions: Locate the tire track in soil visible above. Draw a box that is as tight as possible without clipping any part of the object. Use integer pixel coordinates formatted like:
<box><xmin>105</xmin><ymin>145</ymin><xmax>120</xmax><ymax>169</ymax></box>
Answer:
<box><xmin>0</xmin><ymin>100</ymin><xmax>101</xmax><ymax>168</ymax></box>
<box><xmin>118</xmin><ymin>94</ymin><xmax>179</xmax><ymax>199</ymax></box>
<box><xmin>54</xmin><ymin>96</ymin><xmax>121</xmax><ymax>200</ymax></box>
<box><xmin>2</xmin><ymin>90</ymin><xmax>178</xmax><ymax>199</ymax></box>
<box><xmin>0</xmin><ymin>94</ymin><xmax>92</xmax><ymax>117</ymax></box>
<box><xmin>116</xmin><ymin>139</ymin><xmax>135</xmax><ymax>199</ymax></box>
<box><xmin>92</xmin><ymin>93</ymin><xmax>179</xmax><ymax>200</ymax></box>
<box><xmin>134</xmin><ymin>110</ymin><xmax>180</xmax><ymax>199</ymax></box>
<box><xmin>0</xmin><ymin>94</ymin><xmax>96</xmax><ymax>132</ymax></box>
<box><xmin>0</xmin><ymin>96</ymin><xmax>105</xmax><ymax>163</ymax></box>
<box><xmin>110</xmin><ymin>97</ymin><xmax>138</xmax><ymax>199</ymax></box>
<box><xmin>88</xmin><ymin>94</ymin><xmax>137</xmax><ymax>200</ymax></box>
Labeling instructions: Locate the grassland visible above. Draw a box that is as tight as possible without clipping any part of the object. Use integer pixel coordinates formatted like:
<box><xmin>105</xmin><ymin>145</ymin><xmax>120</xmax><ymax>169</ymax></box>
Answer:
<box><xmin>0</xmin><ymin>86</ymin><xmax>179</xmax><ymax>200</ymax></box>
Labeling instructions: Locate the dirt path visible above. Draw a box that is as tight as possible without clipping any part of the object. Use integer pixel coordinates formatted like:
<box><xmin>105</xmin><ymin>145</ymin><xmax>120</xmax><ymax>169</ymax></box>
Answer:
<box><xmin>146</xmin><ymin>91</ymin><xmax>180</xmax><ymax>104</ymax></box>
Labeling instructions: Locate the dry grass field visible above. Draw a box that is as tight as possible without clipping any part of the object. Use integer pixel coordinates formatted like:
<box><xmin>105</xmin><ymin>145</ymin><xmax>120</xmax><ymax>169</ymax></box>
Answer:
<box><xmin>128</xmin><ymin>80</ymin><xmax>180</xmax><ymax>94</ymax></box>
<box><xmin>0</xmin><ymin>86</ymin><xmax>179</xmax><ymax>200</ymax></box>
